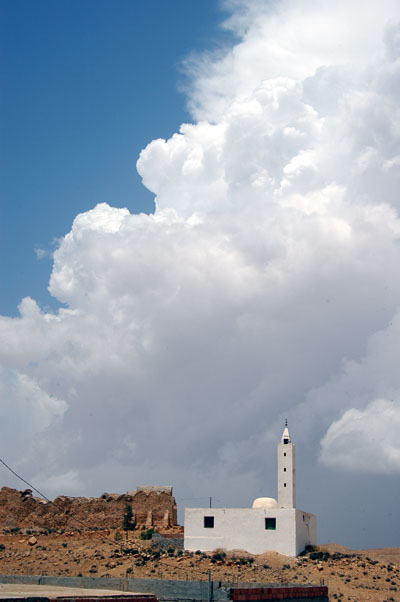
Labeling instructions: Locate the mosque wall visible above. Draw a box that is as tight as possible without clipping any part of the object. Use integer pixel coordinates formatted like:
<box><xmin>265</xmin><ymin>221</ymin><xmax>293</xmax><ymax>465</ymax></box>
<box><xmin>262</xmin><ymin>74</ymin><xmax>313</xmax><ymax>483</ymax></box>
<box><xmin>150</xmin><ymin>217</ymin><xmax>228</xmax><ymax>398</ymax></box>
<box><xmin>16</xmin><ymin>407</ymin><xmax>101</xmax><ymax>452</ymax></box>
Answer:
<box><xmin>184</xmin><ymin>507</ymin><xmax>310</xmax><ymax>556</ymax></box>
<box><xmin>184</xmin><ymin>507</ymin><xmax>317</xmax><ymax>556</ymax></box>
<box><xmin>295</xmin><ymin>510</ymin><xmax>317</xmax><ymax>556</ymax></box>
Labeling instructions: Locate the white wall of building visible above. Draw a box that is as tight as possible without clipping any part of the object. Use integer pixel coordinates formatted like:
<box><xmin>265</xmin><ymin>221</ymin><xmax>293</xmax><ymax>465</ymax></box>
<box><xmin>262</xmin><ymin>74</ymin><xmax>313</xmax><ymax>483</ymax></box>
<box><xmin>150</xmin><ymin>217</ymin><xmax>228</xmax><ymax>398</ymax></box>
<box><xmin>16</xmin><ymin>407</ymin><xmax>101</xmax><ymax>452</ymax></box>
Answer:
<box><xmin>295</xmin><ymin>510</ymin><xmax>317</xmax><ymax>555</ymax></box>
<box><xmin>184</xmin><ymin>507</ymin><xmax>316</xmax><ymax>556</ymax></box>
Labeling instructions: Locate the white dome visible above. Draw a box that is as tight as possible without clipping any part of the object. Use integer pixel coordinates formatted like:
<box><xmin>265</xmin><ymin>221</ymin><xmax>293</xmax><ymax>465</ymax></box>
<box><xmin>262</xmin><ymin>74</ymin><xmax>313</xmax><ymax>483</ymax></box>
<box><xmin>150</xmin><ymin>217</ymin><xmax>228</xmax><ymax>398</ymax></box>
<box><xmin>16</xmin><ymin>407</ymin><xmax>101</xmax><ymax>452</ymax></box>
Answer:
<box><xmin>252</xmin><ymin>497</ymin><xmax>278</xmax><ymax>509</ymax></box>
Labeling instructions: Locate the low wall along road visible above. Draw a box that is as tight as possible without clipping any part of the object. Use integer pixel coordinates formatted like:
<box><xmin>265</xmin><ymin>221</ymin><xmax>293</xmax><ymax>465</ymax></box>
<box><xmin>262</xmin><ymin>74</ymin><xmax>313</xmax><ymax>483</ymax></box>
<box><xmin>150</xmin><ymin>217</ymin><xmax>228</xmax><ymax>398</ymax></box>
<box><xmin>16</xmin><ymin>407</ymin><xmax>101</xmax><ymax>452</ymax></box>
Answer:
<box><xmin>0</xmin><ymin>575</ymin><xmax>328</xmax><ymax>602</ymax></box>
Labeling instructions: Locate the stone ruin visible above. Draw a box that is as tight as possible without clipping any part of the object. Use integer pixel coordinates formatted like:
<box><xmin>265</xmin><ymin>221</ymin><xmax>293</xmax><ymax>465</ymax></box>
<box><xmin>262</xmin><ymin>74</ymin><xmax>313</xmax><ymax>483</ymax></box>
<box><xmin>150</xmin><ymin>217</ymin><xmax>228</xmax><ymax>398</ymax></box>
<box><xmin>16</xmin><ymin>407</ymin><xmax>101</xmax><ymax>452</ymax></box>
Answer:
<box><xmin>0</xmin><ymin>485</ymin><xmax>178</xmax><ymax>532</ymax></box>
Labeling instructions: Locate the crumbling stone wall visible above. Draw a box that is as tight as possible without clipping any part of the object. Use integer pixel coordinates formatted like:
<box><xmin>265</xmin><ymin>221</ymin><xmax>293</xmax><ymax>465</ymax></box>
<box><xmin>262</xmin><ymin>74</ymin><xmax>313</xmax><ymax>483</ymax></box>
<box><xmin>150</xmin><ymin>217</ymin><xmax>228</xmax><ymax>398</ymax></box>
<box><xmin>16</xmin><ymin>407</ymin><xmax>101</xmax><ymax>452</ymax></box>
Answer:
<box><xmin>0</xmin><ymin>485</ymin><xmax>177</xmax><ymax>532</ymax></box>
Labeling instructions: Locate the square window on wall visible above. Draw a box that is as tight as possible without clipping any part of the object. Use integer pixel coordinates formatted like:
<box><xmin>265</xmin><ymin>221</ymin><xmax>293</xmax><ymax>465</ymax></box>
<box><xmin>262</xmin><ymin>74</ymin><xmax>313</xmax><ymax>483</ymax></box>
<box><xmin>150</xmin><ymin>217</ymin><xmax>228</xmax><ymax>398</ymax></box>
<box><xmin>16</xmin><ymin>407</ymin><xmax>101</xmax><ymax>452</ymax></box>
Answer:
<box><xmin>204</xmin><ymin>516</ymin><xmax>214</xmax><ymax>528</ymax></box>
<box><xmin>265</xmin><ymin>518</ymin><xmax>276</xmax><ymax>530</ymax></box>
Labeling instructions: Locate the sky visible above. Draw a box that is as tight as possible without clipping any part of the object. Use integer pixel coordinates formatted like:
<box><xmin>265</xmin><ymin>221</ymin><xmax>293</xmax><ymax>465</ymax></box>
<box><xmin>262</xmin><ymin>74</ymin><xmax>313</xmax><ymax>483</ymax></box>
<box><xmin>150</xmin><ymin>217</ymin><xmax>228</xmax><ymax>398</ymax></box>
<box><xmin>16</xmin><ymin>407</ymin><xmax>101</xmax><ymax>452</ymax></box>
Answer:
<box><xmin>1</xmin><ymin>0</ymin><xmax>400</xmax><ymax>550</ymax></box>
<box><xmin>0</xmin><ymin>0</ymin><xmax>231</xmax><ymax>315</ymax></box>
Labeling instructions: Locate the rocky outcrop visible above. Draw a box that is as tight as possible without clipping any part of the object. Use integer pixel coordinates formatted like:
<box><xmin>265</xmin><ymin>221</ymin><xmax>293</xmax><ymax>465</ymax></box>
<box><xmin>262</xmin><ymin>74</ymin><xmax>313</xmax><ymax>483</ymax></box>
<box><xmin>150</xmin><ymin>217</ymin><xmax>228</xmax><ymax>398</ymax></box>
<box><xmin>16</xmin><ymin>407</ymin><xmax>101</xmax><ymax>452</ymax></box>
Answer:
<box><xmin>0</xmin><ymin>485</ymin><xmax>177</xmax><ymax>532</ymax></box>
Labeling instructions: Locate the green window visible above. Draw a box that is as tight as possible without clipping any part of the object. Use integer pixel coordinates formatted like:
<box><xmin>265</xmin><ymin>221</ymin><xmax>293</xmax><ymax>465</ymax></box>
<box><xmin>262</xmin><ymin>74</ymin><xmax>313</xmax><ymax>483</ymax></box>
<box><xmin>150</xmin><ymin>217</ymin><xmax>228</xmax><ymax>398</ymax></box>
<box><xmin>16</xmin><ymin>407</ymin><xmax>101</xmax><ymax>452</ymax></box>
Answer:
<box><xmin>265</xmin><ymin>518</ymin><xmax>276</xmax><ymax>530</ymax></box>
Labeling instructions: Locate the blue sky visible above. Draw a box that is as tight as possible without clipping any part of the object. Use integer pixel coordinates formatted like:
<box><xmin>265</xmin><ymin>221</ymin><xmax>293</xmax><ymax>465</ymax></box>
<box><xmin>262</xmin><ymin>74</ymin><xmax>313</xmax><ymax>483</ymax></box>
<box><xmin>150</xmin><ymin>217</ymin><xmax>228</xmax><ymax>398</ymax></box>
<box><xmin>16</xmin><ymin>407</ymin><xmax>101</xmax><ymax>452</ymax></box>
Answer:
<box><xmin>0</xmin><ymin>0</ymin><xmax>230</xmax><ymax>316</ymax></box>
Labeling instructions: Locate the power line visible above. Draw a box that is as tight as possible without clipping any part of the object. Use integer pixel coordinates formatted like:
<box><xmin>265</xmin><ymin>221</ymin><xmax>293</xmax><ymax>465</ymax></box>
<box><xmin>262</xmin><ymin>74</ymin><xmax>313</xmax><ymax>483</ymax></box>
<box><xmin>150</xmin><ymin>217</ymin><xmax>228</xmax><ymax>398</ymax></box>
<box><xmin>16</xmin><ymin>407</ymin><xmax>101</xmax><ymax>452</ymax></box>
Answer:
<box><xmin>0</xmin><ymin>456</ymin><xmax>208</xmax><ymax>578</ymax></box>
<box><xmin>0</xmin><ymin>456</ymin><xmax>116</xmax><ymax>536</ymax></box>
<box><xmin>0</xmin><ymin>457</ymin><xmax>50</xmax><ymax>503</ymax></box>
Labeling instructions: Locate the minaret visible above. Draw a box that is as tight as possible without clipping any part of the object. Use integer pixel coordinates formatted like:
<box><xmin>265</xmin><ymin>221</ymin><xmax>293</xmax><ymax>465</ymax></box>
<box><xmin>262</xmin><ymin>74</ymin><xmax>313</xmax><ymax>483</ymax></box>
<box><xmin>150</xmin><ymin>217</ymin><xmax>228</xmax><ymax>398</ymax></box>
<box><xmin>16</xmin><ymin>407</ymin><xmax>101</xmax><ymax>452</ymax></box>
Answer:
<box><xmin>277</xmin><ymin>420</ymin><xmax>296</xmax><ymax>508</ymax></box>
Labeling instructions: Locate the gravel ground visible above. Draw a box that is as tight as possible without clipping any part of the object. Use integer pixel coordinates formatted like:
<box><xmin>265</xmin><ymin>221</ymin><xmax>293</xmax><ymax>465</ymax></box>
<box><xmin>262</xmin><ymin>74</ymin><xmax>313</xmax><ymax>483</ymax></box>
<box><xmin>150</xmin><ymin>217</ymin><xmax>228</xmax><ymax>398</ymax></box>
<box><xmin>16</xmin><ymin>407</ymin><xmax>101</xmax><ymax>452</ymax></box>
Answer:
<box><xmin>0</xmin><ymin>530</ymin><xmax>399</xmax><ymax>602</ymax></box>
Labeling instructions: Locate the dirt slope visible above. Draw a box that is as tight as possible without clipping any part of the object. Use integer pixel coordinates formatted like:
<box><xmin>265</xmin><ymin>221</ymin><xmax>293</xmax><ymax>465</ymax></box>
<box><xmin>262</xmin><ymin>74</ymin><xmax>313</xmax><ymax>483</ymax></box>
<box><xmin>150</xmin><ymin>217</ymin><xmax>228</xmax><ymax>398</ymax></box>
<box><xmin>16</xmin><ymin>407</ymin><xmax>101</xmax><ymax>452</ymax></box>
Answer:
<box><xmin>0</xmin><ymin>530</ymin><xmax>399</xmax><ymax>602</ymax></box>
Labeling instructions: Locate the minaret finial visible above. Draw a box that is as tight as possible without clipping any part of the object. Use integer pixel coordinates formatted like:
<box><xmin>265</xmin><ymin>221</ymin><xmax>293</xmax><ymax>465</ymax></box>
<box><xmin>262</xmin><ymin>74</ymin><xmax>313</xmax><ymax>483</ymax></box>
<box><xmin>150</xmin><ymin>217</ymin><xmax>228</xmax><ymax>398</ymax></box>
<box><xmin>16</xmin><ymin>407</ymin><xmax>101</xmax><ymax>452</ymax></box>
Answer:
<box><xmin>285</xmin><ymin>418</ymin><xmax>288</xmax><ymax>427</ymax></box>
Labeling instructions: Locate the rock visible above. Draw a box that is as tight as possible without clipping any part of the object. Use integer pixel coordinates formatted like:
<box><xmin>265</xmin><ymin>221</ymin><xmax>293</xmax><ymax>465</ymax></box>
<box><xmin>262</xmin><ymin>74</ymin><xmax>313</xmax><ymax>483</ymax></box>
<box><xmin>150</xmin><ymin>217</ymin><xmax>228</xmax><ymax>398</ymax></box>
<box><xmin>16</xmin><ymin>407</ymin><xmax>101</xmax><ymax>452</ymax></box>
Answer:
<box><xmin>28</xmin><ymin>536</ymin><xmax>37</xmax><ymax>546</ymax></box>
<box><xmin>145</xmin><ymin>510</ymin><xmax>153</xmax><ymax>528</ymax></box>
<box><xmin>3</xmin><ymin>516</ymin><xmax>18</xmax><ymax>530</ymax></box>
<box><xmin>0</xmin><ymin>485</ymin><xmax>178</xmax><ymax>531</ymax></box>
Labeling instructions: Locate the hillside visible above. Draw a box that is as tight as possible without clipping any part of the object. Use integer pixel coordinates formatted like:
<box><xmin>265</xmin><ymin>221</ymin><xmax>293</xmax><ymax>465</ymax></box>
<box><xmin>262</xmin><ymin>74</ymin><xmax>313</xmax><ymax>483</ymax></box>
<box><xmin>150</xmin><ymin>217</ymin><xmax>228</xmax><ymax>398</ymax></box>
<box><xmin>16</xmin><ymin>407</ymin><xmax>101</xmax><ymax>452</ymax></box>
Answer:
<box><xmin>0</xmin><ymin>529</ymin><xmax>399</xmax><ymax>602</ymax></box>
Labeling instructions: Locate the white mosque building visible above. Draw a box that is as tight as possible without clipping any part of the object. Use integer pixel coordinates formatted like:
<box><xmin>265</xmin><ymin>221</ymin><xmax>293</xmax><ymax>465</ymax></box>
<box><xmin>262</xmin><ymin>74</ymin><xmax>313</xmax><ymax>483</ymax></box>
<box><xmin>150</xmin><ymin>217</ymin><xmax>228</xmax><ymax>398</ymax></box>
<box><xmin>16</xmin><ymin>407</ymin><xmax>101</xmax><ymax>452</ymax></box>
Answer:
<box><xmin>184</xmin><ymin>424</ymin><xmax>317</xmax><ymax>557</ymax></box>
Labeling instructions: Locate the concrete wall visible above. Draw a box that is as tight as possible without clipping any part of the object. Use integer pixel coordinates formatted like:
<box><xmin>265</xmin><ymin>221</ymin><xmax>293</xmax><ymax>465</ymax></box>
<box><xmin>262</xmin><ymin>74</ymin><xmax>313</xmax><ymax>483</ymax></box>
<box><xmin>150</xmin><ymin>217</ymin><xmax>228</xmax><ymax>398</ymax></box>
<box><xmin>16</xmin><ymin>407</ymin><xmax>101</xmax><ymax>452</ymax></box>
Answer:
<box><xmin>295</xmin><ymin>511</ymin><xmax>317</xmax><ymax>556</ymax></box>
<box><xmin>0</xmin><ymin>575</ymin><xmax>328</xmax><ymax>602</ymax></box>
<box><xmin>185</xmin><ymin>508</ymin><xmax>317</xmax><ymax>557</ymax></box>
<box><xmin>151</xmin><ymin>533</ymin><xmax>184</xmax><ymax>551</ymax></box>
<box><xmin>0</xmin><ymin>574</ymin><xmax>219</xmax><ymax>602</ymax></box>
<box><xmin>184</xmin><ymin>508</ymin><xmax>300</xmax><ymax>556</ymax></box>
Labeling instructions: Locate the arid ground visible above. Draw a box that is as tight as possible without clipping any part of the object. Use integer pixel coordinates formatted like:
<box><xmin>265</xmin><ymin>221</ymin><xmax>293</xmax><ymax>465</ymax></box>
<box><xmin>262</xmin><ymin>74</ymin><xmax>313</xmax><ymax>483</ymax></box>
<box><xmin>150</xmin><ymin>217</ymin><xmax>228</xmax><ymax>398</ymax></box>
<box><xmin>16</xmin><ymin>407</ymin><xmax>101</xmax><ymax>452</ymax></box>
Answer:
<box><xmin>0</xmin><ymin>530</ymin><xmax>399</xmax><ymax>602</ymax></box>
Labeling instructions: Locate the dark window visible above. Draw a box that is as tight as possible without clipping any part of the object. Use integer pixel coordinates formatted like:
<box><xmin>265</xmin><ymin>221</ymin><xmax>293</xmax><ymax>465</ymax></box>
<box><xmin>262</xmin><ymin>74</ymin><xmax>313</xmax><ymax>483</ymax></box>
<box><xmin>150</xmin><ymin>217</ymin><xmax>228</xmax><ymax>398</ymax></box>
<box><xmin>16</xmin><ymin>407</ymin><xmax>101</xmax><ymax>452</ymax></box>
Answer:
<box><xmin>284</xmin><ymin>453</ymin><xmax>286</xmax><ymax>457</ymax></box>
<box><xmin>283</xmin><ymin>438</ymin><xmax>289</xmax><ymax>444</ymax></box>
<box><xmin>204</xmin><ymin>516</ymin><xmax>214</xmax><ymax>528</ymax></box>
<box><xmin>284</xmin><ymin>483</ymin><xmax>286</xmax><ymax>487</ymax></box>
<box><xmin>283</xmin><ymin>468</ymin><xmax>286</xmax><ymax>472</ymax></box>
<box><xmin>265</xmin><ymin>518</ymin><xmax>276</xmax><ymax>530</ymax></box>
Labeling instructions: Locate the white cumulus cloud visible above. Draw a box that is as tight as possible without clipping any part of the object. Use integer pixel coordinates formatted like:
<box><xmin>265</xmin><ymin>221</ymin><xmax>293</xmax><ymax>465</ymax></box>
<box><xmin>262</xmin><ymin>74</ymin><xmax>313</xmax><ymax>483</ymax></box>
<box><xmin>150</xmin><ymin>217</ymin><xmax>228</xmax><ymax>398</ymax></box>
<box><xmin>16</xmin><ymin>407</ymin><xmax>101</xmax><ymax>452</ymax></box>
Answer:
<box><xmin>1</xmin><ymin>0</ymin><xmax>400</xmax><ymax>547</ymax></box>
<box><xmin>320</xmin><ymin>399</ymin><xmax>400</xmax><ymax>473</ymax></box>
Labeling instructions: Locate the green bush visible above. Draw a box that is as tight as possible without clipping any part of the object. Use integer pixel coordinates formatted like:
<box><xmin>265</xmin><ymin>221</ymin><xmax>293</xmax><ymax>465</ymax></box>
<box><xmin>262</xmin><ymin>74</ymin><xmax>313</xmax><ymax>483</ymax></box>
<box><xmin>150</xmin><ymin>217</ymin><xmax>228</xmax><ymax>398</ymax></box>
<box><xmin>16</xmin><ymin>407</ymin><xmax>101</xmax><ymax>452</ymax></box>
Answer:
<box><xmin>140</xmin><ymin>528</ymin><xmax>155</xmax><ymax>540</ymax></box>
<box><xmin>122</xmin><ymin>547</ymin><xmax>139</xmax><ymax>555</ymax></box>
<box><xmin>212</xmin><ymin>552</ymin><xmax>226</xmax><ymax>561</ymax></box>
